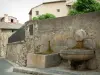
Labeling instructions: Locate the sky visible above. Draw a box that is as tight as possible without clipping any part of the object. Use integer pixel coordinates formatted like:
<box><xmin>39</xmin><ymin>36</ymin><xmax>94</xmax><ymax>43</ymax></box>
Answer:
<box><xmin>0</xmin><ymin>0</ymin><xmax>45</xmax><ymax>24</ymax></box>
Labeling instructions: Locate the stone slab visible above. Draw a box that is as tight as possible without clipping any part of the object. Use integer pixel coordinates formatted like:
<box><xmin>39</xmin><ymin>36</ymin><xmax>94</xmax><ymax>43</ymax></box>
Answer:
<box><xmin>87</xmin><ymin>57</ymin><xmax>97</xmax><ymax>70</ymax></box>
<box><xmin>13</xmin><ymin>66</ymin><xmax>100</xmax><ymax>75</ymax></box>
<box><xmin>60</xmin><ymin>49</ymin><xmax>95</xmax><ymax>55</ymax></box>
<box><xmin>84</xmin><ymin>39</ymin><xmax>96</xmax><ymax>50</ymax></box>
<box><xmin>27</xmin><ymin>53</ymin><xmax>61</xmax><ymax>68</ymax></box>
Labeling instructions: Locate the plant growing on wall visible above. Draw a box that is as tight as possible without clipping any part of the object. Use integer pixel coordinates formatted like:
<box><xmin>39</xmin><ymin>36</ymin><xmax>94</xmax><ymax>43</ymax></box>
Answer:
<box><xmin>32</xmin><ymin>13</ymin><xmax>56</xmax><ymax>20</ymax></box>
<box><xmin>32</xmin><ymin>17</ymin><xmax>39</xmax><ymax>20</ymax></box>
<box><xmin>45</xmin><ymin>41</ymin><xmax>53</xmax><ymax>54</ymax></box>
<box><xmin>68</xmin><ymin>0</ymin><xmax>100</xmax><ymax>15</ymax></box>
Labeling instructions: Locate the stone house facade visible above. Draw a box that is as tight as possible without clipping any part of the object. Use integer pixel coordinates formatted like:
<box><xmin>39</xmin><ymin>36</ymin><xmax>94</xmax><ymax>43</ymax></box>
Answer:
<box><xmin>0</xmin><ymin>22</ymin><xmax>22</xmax><ymax>57</ymax></box>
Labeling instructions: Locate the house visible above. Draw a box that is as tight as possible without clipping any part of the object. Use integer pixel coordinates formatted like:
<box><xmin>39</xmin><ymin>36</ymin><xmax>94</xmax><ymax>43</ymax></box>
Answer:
<box><xmin>29</xmin><ymin>0</ymin><xmax>77</xmax><ymax>20</ymax></box>
<box><xmin>0</xmin><ymin>14</ymin><xmax>19</xmax><ymax>23</ymax></box>
<box><xmin>0</xmin><ymin>22</ymin><xmax>23</xmax><ymax>58</ymax></box>
<box><xmin>0</xmin><ymin>14</ymin><xmax>23</xmax><ymax>57</ymax></box>
<box><xmin>29</xmin><ymin>0</ymin><xmax>100</xmax><ymax>20</ymax></box>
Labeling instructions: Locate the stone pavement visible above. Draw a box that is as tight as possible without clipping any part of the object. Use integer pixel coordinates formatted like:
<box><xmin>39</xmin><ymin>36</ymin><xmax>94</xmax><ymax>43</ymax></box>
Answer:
<box><xmin>1</xmin><ymin>58</ymin><xmax>100</xmax><ymax>75</ymax></box>
<box><xmin>13</xmin><ymin>66</ymin><xmax>100</xmax><ymax>75</ymax></box>
<box><xmin>0</xmin><ymin>58</ymin><xmax>30</xmax><ymax>75</ymax></box>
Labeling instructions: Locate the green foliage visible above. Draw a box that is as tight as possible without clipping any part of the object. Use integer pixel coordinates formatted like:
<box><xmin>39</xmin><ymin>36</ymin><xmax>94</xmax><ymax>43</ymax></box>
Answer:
<box><xmin>32</xmin><ymin>17</ymin><xmax>39</xmax><ymax>20</ymax></box>
<box><xmin>69</xmin><ymin>0</ymin><xmax>100</xmax><ymax>15</ymax></box>
<box><xmin>69</xmin><ymin>9</ymin><xmax>84</xmax><ymax>15</ymax></box>
<box><xmin>32</xmin><ymin>13</ymin><xmax>56</xmax><ymax>20</ymax></box>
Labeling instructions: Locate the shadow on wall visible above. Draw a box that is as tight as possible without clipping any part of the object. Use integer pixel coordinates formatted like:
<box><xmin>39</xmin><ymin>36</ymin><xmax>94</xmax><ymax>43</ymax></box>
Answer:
<box><xmin>8</xmin><ymin>25</ymin><xmax>25</xmax><ymax>43</ymax></box>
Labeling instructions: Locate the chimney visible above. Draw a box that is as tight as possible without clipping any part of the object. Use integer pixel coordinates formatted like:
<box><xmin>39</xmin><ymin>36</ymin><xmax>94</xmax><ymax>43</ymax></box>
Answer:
<box><xmin>4</xmin><ymin>14</ymin><xmax>8</xmax><ymax>22</ymax></box>
<box><xmin>4</xmin><ymin>14</ymin><xmax>8</xmax><ymax>17</ymax></box>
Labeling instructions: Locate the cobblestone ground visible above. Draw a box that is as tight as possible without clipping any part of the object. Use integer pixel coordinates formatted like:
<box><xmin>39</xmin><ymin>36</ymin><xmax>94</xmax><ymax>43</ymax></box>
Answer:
<box><xmin>0</xmin><ymin>58</ymin><xmax>30</xmax><ymax>75</ymax></box>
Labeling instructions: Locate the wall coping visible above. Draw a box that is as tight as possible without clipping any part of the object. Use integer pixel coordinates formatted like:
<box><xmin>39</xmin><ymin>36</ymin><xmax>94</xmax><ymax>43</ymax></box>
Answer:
<box><xmin>7</xmin><ymin>41</ymin><xmax>25</xmax><ymax>45</ymax></box>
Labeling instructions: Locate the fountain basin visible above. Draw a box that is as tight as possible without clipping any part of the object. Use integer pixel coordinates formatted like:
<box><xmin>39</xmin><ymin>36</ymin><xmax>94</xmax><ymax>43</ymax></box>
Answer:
<box><xmin>60</xmin><ymin>49</ymin><xmax>95</xmax><ymax>61</ymax></box>
<box><xmin>27</xmin><ymin>53</ymin><xmax>61</xmax><ymax>68</ymax></box>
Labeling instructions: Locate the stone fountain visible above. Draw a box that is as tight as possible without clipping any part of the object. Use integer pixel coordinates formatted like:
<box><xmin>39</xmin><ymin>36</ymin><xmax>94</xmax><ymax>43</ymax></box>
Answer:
<box><xmin>60</xmin><ymin>29</ymin><xmax>96</xmax><ymax>70</ymax></box>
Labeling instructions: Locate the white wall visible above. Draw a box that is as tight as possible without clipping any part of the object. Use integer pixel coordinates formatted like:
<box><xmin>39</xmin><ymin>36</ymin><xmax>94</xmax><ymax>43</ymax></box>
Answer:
<box><xmin>30</xmin><ymin>2</ymin><xmax>69</xmax><ymax>19</ymax></box>
<box><xmin>4</xmin><ymin>14</ymin><xmax>18</xmax><ymax>23</ymax></box>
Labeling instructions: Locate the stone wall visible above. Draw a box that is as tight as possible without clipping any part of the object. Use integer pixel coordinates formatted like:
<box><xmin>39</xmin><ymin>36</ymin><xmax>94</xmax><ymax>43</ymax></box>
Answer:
<box><xmin>0</xmin><ymin>29</ymin><xmax>16</xmax><ymax>57</ymax></box>
<box><xmin>24</xmin><ymin>12</ymin><xmax>100</xmax><ymax>70</ymax></box>
<box><xmin>6</xmin><ymin>42</ymin><xmax>27</xmax><ymax>66</ymax></box>
<box><xmin>8</xmin><ymin>25</ymin><xmax>25</xmax><ymax>43</ymax></box>
<box><xmin>7</xmin><ymin>12</ymin><xmax>100</xmax><ymax>69</ymax></box>
<box><xmin>25</xmin><ymin>12</ymin><xmax>100</xmax><ymax>53</ymax></box>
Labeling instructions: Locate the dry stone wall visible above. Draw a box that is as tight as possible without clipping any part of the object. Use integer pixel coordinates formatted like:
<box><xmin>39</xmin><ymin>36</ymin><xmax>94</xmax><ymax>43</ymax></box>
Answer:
<box><xmin>6</xmin><ymin>42</ymin><xmax>27</xmax><ymax>66</ymax></box>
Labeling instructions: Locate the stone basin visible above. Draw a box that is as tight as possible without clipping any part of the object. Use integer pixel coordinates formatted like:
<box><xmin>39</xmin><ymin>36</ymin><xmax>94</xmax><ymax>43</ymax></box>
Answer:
<box><xmin>60</xmin><ymin>49</ymin><xmax>95</xmax><ymax>61</ymax></box>
<box><xmin>27</xmin><ymin>53</ymin><xmax>61</xmax><ymax>68</ymax></box>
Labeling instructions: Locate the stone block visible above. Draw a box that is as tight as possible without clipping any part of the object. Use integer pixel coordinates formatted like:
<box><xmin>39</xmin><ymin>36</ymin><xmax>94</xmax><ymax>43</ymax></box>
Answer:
<box><xmin>84</xmin><ymin>39</ymin><xmax>96</xmax><ymax>50</ymax></box>
<box><xmin>74</xmin><ymin>29</ymin><xmax>87</xmax><ymax>41</ymax></box>
<box><xmin>60</xmin><ymin>49</ymin><xmax>95</xmax><ymax>61</ymax></box>
<box><xmin>87</xmin><ymin>57</ymin><xmax>97</xmax><ymax>70</ymax></box>
<box><xmin>27</xmin><ymin>53</ymin><xmax>61</xmax><ymax>68</ymax></box>
<box><xmin>66</xmin><ymin>38</ymin><xmax>77</xmax><ymax>49</ymax></box>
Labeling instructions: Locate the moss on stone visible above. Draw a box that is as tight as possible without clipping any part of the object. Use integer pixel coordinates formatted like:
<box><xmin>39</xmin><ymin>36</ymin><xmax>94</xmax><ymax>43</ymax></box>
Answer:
<box><xmin>44</xmin><ymin>41</ymin><xmax>54</xmax><ymax>54</ymax></box>
<box><xmin>72</xmin><ymin>41</ymin><xmax>84</xmax><ymax>49</ymax></box>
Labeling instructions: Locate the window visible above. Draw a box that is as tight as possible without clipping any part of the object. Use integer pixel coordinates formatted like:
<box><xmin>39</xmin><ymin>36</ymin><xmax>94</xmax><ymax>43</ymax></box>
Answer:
<box><xmin>36</xmin><ymin>11</ymin><xmax>39</xmax><ymax>15</ymax></box>
<box><xmin>11</xmin><ymin>19</ymin><xmax>14</xmax><ymax>23</ymax></box>
<box><xmin>12</xmin><ymin>30</ymin><xmax>14</xmax><ymax>32</ymax></box>
<box><xmin>67</xmin><ymin>5</ymin><xmax>72</xmax><ymax>9</ymax></box>
<box><xmin>29</xmin><ymin>25</ymin><xmax>33</xmax><ymax>35</ymax></box>
<box><xmin>57</xmin><ymin>9</ymin><xmax>60</xmax><ymax>12</ymax></box>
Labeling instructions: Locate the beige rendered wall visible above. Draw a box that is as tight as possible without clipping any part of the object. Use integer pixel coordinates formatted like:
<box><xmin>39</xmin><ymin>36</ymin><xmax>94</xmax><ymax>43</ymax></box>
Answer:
<box><xmin>31</xmin><ymin>2</ymin><xmax>69</xmax><ymax>19</ymax></box>
<box><xmin>30</xmin><ymin>0</ymin><xmax>100</xmax><ymax>20</ymax></box>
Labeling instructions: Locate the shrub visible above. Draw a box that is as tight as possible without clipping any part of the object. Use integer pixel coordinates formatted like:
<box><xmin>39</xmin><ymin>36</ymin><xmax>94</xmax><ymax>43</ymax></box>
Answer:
<box><xmin>33</xmin><ymin>13</ymin><xmax>56</xmax><ymax>20</ymax></box>
<box><xmin>69</xmin><ymin>0</ymin><xmax>100</xmax><ymax>15</ymax></box>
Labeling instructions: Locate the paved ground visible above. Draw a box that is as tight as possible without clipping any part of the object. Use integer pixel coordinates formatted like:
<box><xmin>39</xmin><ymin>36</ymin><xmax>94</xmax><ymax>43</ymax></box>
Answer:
<box><xmin>14</xmin><ymin>66</ymin><xmax>100</xmax><ymax>75</ymax></box>
<box><xmin>0</xmin><ymin>58</ymin><xmax>30</xmax><ymax>75</ymax></box>
<box><xmin>1</xmin><ymin>58</ymin><xmax>100</xmax><ymax>75</ymax></box>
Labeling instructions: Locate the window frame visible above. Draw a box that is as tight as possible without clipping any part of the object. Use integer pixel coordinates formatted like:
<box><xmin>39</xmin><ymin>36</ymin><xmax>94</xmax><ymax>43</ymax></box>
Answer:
<box><xmin>36</xmin><ymin>11</ymin><xmax>39</xmax><ymax>15</ymax></box>
<box><xmin>11</xmin><ymin>19</ymin><xmax>14</xmax><ymax>23</ymax></box>
<box><xmin>29</xmin><ymin>24</ymin><xmax>33</xmax><ymax>35</ymax></box>
<box><xmin>57</xmin><ymin>9</ymin><xmax>60</xmax><ymax>12</ymax></box>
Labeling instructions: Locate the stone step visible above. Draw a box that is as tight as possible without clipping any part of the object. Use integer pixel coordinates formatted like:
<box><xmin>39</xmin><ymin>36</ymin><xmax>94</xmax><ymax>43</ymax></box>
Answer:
<box><xmin>13</xmin><ymin>67</ymin><xmax>75</xmax><ymax>75</ymax></box>
<box><xmin>13</xmin><ymin>67</ymin><xmax>100</xmax><ymax>75</ymax></box>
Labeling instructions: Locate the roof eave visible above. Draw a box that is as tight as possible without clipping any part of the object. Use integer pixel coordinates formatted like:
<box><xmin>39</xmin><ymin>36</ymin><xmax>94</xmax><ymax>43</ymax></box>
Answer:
<box><xmin>43</xmin><ymin>0</ymin><xmax>66</xmax><ymax>4</ymax></box>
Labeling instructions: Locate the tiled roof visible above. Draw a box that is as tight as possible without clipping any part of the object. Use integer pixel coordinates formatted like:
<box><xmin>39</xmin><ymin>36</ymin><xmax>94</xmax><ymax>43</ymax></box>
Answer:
<box><xmin>0</xmin><ymin>22</ymin><xmax>23</xmax><ymax>29</ymax></box>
